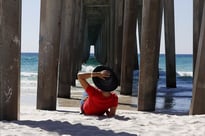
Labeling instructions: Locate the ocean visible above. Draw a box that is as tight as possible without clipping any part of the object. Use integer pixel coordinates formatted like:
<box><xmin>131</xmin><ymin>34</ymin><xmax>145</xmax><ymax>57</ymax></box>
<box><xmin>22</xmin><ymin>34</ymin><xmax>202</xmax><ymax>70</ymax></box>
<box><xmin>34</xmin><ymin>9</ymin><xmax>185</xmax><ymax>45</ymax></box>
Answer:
<box><xmin>21</xmin><ymin>53</ymin><xmax>193</xmax><ymax>113</ymax></box>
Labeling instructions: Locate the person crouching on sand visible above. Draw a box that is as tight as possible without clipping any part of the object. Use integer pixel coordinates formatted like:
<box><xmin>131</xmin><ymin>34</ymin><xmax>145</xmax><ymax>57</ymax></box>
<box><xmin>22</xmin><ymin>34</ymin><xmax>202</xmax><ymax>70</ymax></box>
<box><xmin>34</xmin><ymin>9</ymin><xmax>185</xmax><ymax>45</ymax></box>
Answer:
<box><xmin>77</xmin><ymin>66</ymin><xmax>118</xmax><ymax>117</ymax></box>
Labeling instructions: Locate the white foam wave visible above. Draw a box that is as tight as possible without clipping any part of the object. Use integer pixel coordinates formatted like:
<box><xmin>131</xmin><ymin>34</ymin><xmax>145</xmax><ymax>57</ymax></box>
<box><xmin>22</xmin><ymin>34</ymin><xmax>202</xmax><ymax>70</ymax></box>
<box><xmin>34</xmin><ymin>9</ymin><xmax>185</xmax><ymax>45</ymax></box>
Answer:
<box><xmin>21</xmin><ymin>80</ymin><xmax>37</xmax><ymax>84</ymax></box>
<box><xmin>81</xmin><ymin>65</ymin><xmax>95</xmax><ymax>72</ymax></box>
<box><xmin>21</xmin><ymin>80</ymin><xmax>37</xmax><ymax>86</ymax></box>
<box><xmin>21</xmin><ymin>86</ymin><xmax>37</xmax><ymax>90</ymax></box>
<box><xmin>177</xmin><ymin>71</ymin><xmax>193</xmax><ymax>77</ymax></box>
<box><xmin>21</xmin><ymin>72</ymin><xmax>37</xmax><ymax>77</ymax></box>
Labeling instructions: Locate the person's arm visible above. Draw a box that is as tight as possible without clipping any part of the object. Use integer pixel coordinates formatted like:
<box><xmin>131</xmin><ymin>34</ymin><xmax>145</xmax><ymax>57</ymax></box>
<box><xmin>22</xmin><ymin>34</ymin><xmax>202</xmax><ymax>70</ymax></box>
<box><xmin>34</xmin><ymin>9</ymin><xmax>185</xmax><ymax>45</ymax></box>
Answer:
<box><xmin>77</xmin><ymin>70</ymin><xmax>110</xmax><ymax>90</ymax></box>
<box><xmin>106</xmin><ymin>107</ymin><xmax>117</xmax><ymax>117</ymax></box>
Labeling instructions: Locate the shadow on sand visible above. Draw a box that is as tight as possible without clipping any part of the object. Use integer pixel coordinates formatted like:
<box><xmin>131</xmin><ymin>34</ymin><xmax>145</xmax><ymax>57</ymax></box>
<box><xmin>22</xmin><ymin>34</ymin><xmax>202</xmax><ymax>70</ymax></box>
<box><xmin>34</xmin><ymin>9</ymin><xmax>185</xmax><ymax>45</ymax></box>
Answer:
<box><xmin>13</xmin><ymin>119</ymin><xmax>137</xmax><ymax>136</ymax></box>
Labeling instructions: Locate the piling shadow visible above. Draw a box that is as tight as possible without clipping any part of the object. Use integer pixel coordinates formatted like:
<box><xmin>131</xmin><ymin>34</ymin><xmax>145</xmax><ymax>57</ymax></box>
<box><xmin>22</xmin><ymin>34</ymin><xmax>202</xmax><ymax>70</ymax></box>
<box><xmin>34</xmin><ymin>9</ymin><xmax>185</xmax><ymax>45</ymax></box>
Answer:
<box><xmin>97</xmin><ymin>114</ymin><xmax>131</xmax><ymax>121</ymax></box>
<box><xmin>13</xmin><ymin>120</ymin><xmax>137</xmax><ymax>136</ymax></box>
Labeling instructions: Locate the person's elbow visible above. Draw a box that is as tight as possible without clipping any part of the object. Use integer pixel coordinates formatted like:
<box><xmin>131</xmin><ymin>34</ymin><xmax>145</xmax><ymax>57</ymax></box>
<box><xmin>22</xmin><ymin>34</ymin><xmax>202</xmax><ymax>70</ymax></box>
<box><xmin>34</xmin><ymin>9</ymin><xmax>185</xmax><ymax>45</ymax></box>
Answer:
<box><xmin>107</xmin><ymin>113</ymin><xmax>115</xmax><ymax>117</ymax></box>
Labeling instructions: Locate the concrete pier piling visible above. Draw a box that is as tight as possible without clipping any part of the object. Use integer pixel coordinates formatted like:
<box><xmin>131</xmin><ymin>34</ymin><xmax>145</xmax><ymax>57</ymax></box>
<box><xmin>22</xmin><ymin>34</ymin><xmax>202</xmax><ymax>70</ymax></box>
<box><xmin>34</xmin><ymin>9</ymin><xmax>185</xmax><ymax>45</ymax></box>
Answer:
<box><xmin>138</xmin><ymin>0</ymin><xmax>162</xmax><ymax>111</ymax></box>
<box><xmin>120</xmin><ymin>0</ymin><xmax>138</xmax><ymax>95</ymax></box>
<box><xmin>164</xmin><ymin>0</ymin><xmax>176</xmax><ymax>88</ymax></box>
<box><xmin>190</xmin><ymin>1</ymin><xmax>205</xmax><ymax>115</ymax></box>
<box><xmin>37</xmin><ymin>0</ymin><xmax>62</xmax><ymax>110</ymax></box>
<box><xmin>193</xmin><ymin>0</ymin><xmax>205</xmax><ymax>76</ymax></box>
<box><xmin>0</xmin><ymin>0</ymin><xmax>21</xmax><ymax>120</ymax></box>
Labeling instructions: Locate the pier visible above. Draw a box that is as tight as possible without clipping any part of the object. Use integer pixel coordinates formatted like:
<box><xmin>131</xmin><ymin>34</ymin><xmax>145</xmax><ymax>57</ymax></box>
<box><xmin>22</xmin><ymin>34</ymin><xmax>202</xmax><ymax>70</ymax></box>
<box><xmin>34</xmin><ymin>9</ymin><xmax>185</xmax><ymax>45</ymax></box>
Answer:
<box><xmin>1</xmin><ymin>0</ymin><xmax>205</xmax><ymax>120</ymax></box>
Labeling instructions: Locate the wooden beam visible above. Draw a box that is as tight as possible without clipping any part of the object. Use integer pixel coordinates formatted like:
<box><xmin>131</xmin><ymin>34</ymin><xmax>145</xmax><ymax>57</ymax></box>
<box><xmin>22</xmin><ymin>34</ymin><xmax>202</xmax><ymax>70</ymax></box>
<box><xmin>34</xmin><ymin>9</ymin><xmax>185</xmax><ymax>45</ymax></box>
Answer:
<box><xmin>190</xmin><ymin>1</ymin><xmax>205</xmax><ymax>115</ymax></box>
<box><xmin>138</xmin><ymin>0</ymin><xmax>162</xmax><ymax>111</ymax></box>
<box><xmin>37</xmin><ymin>0</ymin><xmax>62</xmax><ymax>110</ymax></box>
<box><xmin>0</xmin><ymin>0</ymin><xmax>21</xmax><ymax>120</ymax></box>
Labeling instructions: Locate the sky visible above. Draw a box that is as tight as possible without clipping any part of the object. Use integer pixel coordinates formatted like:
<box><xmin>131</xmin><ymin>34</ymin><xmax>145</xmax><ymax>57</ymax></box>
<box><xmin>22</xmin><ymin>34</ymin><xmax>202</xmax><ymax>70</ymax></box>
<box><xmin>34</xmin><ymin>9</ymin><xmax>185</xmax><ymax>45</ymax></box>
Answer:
<box><xmin>21</xmin><ymin>0</ymin><xmax>193</xmax><ymax>54</ymax></box>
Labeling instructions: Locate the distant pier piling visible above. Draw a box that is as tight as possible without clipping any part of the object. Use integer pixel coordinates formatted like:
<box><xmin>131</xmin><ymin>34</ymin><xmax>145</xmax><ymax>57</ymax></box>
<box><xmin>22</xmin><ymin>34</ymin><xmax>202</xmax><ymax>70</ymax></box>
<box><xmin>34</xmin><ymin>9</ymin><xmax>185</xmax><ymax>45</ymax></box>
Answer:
<box><xmin>164</xmin><ymin>0</ymin><xmax>176</xmax><ymax>88</ymax></box>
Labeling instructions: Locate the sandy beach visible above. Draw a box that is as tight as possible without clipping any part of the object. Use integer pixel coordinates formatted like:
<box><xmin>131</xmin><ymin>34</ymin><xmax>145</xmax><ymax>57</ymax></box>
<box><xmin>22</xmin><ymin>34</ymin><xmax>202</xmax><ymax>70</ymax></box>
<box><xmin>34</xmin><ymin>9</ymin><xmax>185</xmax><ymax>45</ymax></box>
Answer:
<box><xmin>1</xmin><ymin>106</ymin><xmax>205</xmax><ymax>136</ymax></box>
<box><xmin>1</xmin><ymin>85</ymin><xmax>205</xmax><ymax>136</ymax></box>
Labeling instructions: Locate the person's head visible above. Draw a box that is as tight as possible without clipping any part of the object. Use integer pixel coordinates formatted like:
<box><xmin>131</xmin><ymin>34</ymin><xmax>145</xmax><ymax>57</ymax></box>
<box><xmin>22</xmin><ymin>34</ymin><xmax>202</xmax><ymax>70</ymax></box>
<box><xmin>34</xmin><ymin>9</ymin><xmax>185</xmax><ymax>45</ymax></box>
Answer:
<box><xmin>92</xmin><ymin>66</ymin><xmax>118</xmax><ymax>92</ymax></box>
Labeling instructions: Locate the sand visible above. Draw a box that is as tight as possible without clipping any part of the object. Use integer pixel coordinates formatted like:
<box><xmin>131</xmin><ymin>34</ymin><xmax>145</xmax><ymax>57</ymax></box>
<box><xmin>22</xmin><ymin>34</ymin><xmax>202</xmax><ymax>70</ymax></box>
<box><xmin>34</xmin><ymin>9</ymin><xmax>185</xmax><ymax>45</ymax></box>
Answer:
<box><xmin>1</xmin><ymin>105</ymin><xmax>205</xmax><ymax>136</ymax></box>
<box><xmin>1</xmin><ymin>82</ymin><xmax>205</xmax><ymax>136</ymax></box>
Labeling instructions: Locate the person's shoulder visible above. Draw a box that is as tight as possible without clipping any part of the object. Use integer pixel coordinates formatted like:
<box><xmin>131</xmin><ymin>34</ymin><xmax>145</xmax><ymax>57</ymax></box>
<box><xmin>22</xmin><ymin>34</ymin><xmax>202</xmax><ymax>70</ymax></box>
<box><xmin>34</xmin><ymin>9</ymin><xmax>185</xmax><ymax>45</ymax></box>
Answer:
<box><xmin>86</xmin><ymin>84</ymin><xmax>100</xmax><ymax>94</ymax></box>
<box><xmin>111</xmin><ymin>93</ymin><xmax>118</xmax><ymax>106</ymax></box>
<box><xmin>111</xmin><ymin>92</ymin><xmax>118</xmax><ymax>99</ymax></box>
<box><xmin>86</xmin><ymin>84</ymin><xmax>96</xmax><ymax>90</ymax></box>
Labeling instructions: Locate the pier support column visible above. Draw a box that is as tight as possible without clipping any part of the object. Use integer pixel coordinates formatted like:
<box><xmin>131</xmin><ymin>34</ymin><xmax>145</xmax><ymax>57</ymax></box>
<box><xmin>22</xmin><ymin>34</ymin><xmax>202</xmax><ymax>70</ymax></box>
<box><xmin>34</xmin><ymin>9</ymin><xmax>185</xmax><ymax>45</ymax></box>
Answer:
<box><xmin>0</xmin><ymin>0</ymin><xmax>21</xmax><ymax>120</ymax></box>
<box><xmin>58</xmin><ymin>0</ymin><xmax>75</xmax><ymax>98</ymax></box>
<box><xmin>95</xmin><ymin>24</ymin><xmax>107</xmax><ymax>65</ymax></box>
<box><xmin>71</xmin><ymin>0</ymin><xmax>83</xmax><ymax>87</ymax></box>
<box><xmin>113</xmin><ymin>0</ymin><xmax>124</xmax><ymax>82</ymax></box>
<box><xmin>105</xmin><ymin>13</ymin><xmax>111</xmax><ymax>66</ymax></box>
<box><xmin>138</xmin><ymin>0</ymin><xmax>162</xmax><ymax>111</ymax></box>
<box><xmin>77</xmin><ymin>2</ymin><xmax>86</xmax><ymax>65</ymax></box>
<box><xmin>164</xmin><ymin>0</ymin><xmax>176</xmax><ymax>88</ymax></box>
<box><xmin>120</xmin><ymin>0</ymin><xmax>137</xmax><ymax>95</ymax></box>
<box><xmin>190</xmin><ymin>1</ymin><xmax>205</xmax><ymax>115</ymax></box>
<box><xmin>108</xmin><ymin>0</ymin><xmax>115</xmax><ymax>68</ymax></box>
<box><xmin>137</xmin><ymin>0</ymin><xmax>142</xmax><ymax>50</ymax></box>
<box><xmin>37</xmin><ymin>0</ymin><xmax>62</xmax><ymax>110</ymax></box>
<box><xmin>82</xmin><ymin>20</ymin><xmax>90</xmax><ymax>63</ymax></box>
<box><xmin>193</xmin><ymin>0</ymin><xmax>205</xmax><ymax>76</ymax></box>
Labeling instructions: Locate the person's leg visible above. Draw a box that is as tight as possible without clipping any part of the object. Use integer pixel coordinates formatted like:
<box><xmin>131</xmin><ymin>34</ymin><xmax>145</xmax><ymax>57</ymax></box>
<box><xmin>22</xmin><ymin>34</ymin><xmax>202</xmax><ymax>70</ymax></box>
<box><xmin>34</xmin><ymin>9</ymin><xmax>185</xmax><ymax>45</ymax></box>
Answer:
<box><xmin>80</xmin><ymin>91</ymin><xmax>88</xmax><ymax>114</ymax></box>
<box><xmin>80</xmin><ymin>91</ymin><xmax>88</xmax><ymax>106</ymax></box>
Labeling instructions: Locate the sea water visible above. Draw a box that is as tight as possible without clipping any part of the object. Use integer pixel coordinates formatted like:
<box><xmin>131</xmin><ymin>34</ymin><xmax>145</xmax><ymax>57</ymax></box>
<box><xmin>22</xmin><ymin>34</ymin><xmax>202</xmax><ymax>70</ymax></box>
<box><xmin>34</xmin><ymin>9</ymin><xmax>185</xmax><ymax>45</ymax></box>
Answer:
<box><xmin>21</xmin><ymin>53</ymin><xmax>193</xmax><ymax>113</ymax></box>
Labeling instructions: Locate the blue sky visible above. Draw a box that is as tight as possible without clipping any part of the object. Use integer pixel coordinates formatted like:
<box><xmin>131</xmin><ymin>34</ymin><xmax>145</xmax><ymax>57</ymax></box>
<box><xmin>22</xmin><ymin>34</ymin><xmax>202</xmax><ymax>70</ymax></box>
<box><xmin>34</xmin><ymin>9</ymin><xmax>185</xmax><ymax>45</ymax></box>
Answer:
<box><xmin>21</xmin><ymin>0</ymin><xmax>193</xmax><ymax>54</ymax></box>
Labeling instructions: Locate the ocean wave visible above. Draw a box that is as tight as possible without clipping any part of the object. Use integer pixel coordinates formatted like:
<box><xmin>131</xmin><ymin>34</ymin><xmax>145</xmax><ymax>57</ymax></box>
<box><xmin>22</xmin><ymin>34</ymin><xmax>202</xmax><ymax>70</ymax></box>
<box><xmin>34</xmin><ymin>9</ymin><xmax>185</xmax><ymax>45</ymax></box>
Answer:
<box><xmin>21</xmin><ymin>82</ymin><xmax>37</xmax><ymax>89</ymax></box>
<box><xmin>81</xmin><ymin>65</ymin><xmax>95</xmax><ymax>72</ymax></box>
<box><xmin>177</xmin><ymin>71</ymin><xmax>193</xmax><ymax>77</ymax></box>
<box><xmin>21</xmin><ymin>80</ymin><xmax>37</xmax><ymax>83</ymax></box>
<box><xmin>133</xmin><ymin>70</ymin><xmax>193</xmax><ymax>77</ymax></box>
<box><xmin>21</xmin><ymin>86</ymin><xmax>37</xmax><ymax>90</ymax></box>
<box><xmin>21</xmin><ymin>72</ymin><xmax>38</xmax><ymax>77</ymax></box>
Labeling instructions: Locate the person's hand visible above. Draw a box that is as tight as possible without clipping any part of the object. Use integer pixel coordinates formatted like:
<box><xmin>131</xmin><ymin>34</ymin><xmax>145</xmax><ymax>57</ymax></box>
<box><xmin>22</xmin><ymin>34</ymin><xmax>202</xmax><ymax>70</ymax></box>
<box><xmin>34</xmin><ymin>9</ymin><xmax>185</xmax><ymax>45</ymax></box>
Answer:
<box><xmin>99</xmin><ymin>70</ymin><xmax>110</xmax><ymax>80</ymax></box>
